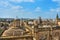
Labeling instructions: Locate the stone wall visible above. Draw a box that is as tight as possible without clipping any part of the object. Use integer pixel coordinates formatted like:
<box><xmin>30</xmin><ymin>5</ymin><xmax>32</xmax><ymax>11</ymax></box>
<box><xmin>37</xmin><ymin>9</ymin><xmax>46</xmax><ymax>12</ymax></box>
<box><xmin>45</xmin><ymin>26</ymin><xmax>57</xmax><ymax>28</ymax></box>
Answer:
<box><xmin>36</xmin><ymin>27</ymin><xmax>60</xmax><ymax>40</ymax></box>
<box><xmin>0</xmin><ymin>36</ymin><xmax>33</xmax><ymax>40</ymax></box>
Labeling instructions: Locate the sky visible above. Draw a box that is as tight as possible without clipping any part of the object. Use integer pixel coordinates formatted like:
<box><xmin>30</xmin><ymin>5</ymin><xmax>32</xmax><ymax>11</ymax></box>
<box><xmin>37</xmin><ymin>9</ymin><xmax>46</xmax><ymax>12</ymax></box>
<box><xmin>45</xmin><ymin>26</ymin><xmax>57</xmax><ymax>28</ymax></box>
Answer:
<box><xmin>0</xmin><ymin>0</ymin><xmax>60</xmax><ymax>19</ymax></box>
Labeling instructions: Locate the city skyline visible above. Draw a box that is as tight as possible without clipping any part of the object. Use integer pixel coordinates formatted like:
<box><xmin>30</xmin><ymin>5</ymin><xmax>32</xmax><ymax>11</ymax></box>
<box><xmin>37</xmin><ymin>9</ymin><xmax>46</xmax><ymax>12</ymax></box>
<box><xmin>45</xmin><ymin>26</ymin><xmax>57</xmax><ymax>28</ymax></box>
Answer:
<box><xmin>0</xmin><ymin>0</ymin><xmax>60</xmax><ymax>18</ymax></box>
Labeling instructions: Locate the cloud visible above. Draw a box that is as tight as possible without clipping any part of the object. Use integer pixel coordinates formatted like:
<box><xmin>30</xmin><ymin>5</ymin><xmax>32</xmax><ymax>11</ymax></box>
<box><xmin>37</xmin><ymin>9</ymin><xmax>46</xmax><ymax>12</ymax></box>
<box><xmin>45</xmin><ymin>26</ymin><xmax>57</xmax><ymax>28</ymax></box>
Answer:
<box><xmin>23</xmin><ymin>0</ymin><xmax>34</xmax><ymax>2</ymax></box>
<box><xmin>11</xmin><ymin>6</ymin><xmax>23</xmax><ymax>10</ymax></box>
<box><xmin>51</xmin><ymin>0</ymin><xmax>60</xmax><ymax>13</ymax></box>
<box><xmin>0</xmin><ymin>0</ymin><xmax>26</xmax><ymax>18</ymax></box>
<box><xmin>9</xmin><ymin>0</ymin><xmax>34</xmax><ymax>3</ymax></box>
<box><xmin>50</xmin><ymin>8</ymin><xmax>60</xmax><ymax>13</ymax></box>
<box><xmin>0</xmin><ymin>1</ymin><xmax>10</xmax><ymax>8</ymax></box>
<box><xmin>43</xmin><ymin>7</ymin><xmax>60</xmax><ymax>18</ymax></box>
<box><xmin>0</xmin><ymin>7</ymin><xmax>30</xmax><ymax>18</ymax></box>
<box><xmin>35</xmin><ymin>7</ymin><xmax>41</xmax><ymax>12</ymax></box>
<box><xmin>0</xmin><ymin>0</ymin><xmax>32</xmax><ymax>18</ymax></box>
<box><xmin>0</xmin><ymin>0</ymin><xmax>34</xmax><ymax>9</ymax></box>
<box><xmin>0</xmin><ymin>0</ymin><xmax>24</xmax><ymax>10</ymax></box>
<box><xmin>52</xmin><ymin>0</ymin><xmax>60</xmax><ymax>6</ymax></box>
<box><xmin>52</xmin><ymin>0</ymin><xmax>60</xmax><ymax>2</ymax></box>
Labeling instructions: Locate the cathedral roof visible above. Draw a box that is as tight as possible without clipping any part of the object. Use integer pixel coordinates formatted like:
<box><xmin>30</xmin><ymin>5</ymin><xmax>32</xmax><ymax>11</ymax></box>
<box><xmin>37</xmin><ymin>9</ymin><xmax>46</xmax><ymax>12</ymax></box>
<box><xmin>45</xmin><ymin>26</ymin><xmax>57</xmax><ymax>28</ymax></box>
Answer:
<box><xmin>2</xmin><ymin>19</ymin><xmax>25</xmax><ymax>36</ymax></box>
<box><xmin>2</xmin><ymin>27</ymin><xmax>25</xmax><ymax>36</ymax></box>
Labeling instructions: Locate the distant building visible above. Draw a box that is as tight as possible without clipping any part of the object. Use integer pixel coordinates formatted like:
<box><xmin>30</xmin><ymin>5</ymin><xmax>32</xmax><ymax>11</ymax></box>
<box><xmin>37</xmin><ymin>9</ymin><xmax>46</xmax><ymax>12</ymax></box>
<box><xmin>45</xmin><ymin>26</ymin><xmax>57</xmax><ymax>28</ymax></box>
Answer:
<box><xmin>56</xmin><ymin>14</ymin><xmax>60</xmax><ymax>26</ymax></box>
<box><xmin>0</xmin><ymin>14</ymin><xmax>60</xmax><ymax>40</ymax></box>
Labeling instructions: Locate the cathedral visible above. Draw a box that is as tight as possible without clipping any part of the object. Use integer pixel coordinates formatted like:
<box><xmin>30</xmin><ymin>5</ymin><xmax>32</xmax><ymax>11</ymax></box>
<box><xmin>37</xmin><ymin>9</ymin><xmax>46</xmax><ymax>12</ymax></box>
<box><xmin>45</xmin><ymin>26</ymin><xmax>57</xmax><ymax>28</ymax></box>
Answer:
<box><xmin>0</xmin><ymin>14</ymin><xmax>60</xmax><ymax>40</ymax></box>
<box><xmin>0</xmin><ymin>19</ymin><xmax>33</xmax><ymax>40</ymax></box>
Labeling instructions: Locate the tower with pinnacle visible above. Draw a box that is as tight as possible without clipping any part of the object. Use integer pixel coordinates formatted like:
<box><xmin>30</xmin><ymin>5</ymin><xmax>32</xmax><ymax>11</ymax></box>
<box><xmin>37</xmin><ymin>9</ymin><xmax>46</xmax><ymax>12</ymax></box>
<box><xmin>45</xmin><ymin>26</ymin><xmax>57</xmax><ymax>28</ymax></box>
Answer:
<box><xmin>56</xmin><ymin>13</ymin><xmax>59</xmax><ymax>26</ymax></box>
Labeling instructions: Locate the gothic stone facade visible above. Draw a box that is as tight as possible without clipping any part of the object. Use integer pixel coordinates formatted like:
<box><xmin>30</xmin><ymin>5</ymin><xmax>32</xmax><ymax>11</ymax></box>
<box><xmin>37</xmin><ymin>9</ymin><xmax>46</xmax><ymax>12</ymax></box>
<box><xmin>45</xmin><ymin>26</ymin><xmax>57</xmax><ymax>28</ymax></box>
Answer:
<box><xmin>35</xmin><ymin>26</ymin><xmax>60</xmax><ymax>40</ymax></box>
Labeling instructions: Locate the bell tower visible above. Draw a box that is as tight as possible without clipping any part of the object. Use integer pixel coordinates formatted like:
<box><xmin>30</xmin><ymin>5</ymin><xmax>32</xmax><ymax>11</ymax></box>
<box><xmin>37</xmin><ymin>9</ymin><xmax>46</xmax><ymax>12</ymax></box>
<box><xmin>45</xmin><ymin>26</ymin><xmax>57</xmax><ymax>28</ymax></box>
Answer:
<box><xmin>56</xmin><ymin>14</ymin><xmax>59</xmax><ymax>20</ymax></box>
<box><xmin>38</xmin><ymin>17</ymin><xmax>42</xmax><ymax>25</ymax></box>
<box><xmin>56</xmin><ymin>13</ymin><xmax>59</xmax><ymax>26</ymax></box>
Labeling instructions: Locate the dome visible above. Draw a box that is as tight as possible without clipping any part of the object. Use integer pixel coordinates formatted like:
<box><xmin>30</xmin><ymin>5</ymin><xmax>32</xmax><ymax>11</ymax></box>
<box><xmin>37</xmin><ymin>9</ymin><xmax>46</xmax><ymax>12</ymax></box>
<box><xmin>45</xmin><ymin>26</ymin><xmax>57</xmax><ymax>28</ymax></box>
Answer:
<box><xmin>2</xmin><ymin>27</ymin><xmax>25</xmax><ymax>36</ymax></box>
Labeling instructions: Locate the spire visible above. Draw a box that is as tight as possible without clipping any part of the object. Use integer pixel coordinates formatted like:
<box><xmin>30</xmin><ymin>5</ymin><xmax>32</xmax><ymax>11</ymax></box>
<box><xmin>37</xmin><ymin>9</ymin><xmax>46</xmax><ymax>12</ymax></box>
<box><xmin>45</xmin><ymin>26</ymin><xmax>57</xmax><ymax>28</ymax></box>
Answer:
<box><xmin>56</xmin><ymin>13</ymin><xmax>59</xmax><ymax>26</ymax></box>
<box><xmin>38</xmin><ymin>17</ymin><xmax>42</xmax><ymax>25</ymax></box>
<box><xmin>56</xmin><ymin>13</ymin><xmax>59</xmax><ymax>19</ymax></box>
